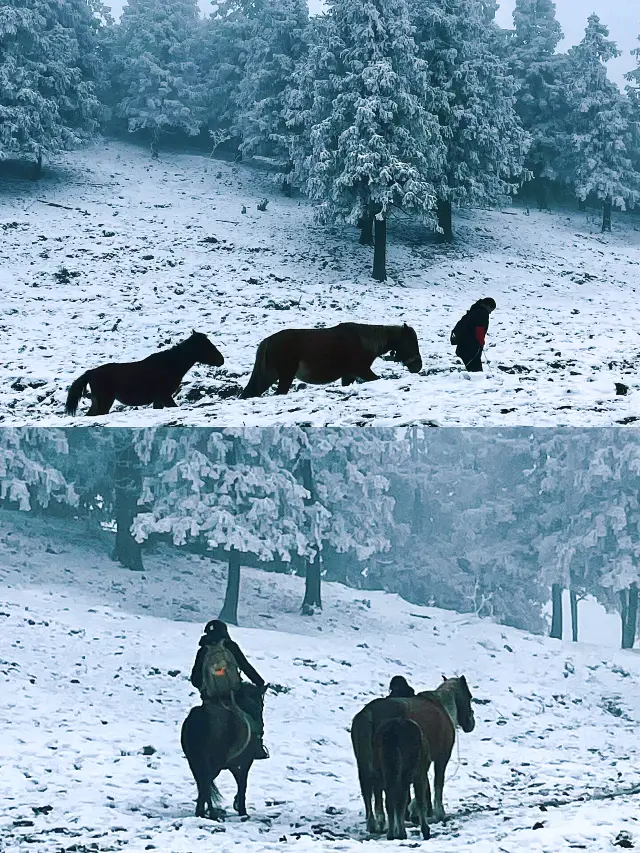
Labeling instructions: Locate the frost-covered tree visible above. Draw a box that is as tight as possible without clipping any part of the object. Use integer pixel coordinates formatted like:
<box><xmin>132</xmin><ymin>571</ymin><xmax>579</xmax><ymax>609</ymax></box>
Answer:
<box><xmin>411</xmin><ymin>0</ymin><xmax>529</xmax><ymax>241</ymax></box>
<box><xmin>0</xmin><ymin>0</ymin><xmax>108</xmax><ymax>170</ymax></box>
<box><xmin>132</xmin><ymin>429</ymin><xmax>313</xmax><ymax>624</ymax></box>
<box><xmin>0</xmin><ymin>429</ymin><xmax>77</xmax><ymax>512</ymax></box>
<box><xmin>508</xmin><ymin>0</ymin><xmax>566</xmax><ymax>208</ymax></box>
<box><xmin>561</xmin><ymin>15</ymin><xmax>639</xmax><ymax>231</ymax></box>
<box><xmin>624</xmin><ymin>34</ymin><xmax>640</xmax><ymax>175</ymax></box>
<box><xmin>200</xmin><ymin>0</ymin><xmax>252</xmax><ymax>143</ymax></box>
<box><xmin>576</xmin><ymin>438</ymin><xmax>640</xmax><ymax>649</ymax></box>
<box><xmin>110</xmin><ymin>0</ymin><xmax>205</xmax><ymax>140</ymax></box>
<box><xmin>293</xmin><ymin>0</ymin><xmax>446</xmax><ymax>280</ymax></box>
<box><xmin>234</xmin><ymin>0</ymin><xmax>309</xmax><ymax>172</ymax></box>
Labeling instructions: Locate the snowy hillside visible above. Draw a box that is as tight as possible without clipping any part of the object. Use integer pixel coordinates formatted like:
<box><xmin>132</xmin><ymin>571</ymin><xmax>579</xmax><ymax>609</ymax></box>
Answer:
<box><xmin>2</xmin><ymin>511</ymin><xmax>640</xmax><ymax>852</ymax></box>
<box><xmin>2</xmin><ymin>140</ymin><xmax>640</xmax><ymax>427</ymax></box>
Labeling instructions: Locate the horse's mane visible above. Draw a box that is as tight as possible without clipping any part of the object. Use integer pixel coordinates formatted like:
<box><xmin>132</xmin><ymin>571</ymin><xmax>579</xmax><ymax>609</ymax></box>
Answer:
<box><xmin>351</xmin><ymin>323</ymin><xmax>406</xmax><ymax>357</ymax></box>
<box><xmin>416</xmin><ymin>680</ymin><xmax>460</xmax><ymax>730</ymax></box>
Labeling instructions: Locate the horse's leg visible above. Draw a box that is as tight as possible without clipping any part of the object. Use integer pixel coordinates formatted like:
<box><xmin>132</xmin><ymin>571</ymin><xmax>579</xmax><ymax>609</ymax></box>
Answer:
<box><xmin>385</xmin><ymin>789</ymin><xmax>395</xmax><ymax>841</ymax></box>
<box><xmin>373</xmin><ymin>782</ymin><xmax>385</xmax><ymax>834</ymax></box>
<box><xmin>355</xmin><ymin>366</ymin><xmax>379</xmax><ymax>383</ymax></box>
<box><xmin>412</xmin><ymin>772</ymin><xmax>431</xmax><ymax>840</ymax></box>
<box><xmin>91</xmin><ymin>391</ymin><xmax>115</xmax><ymax>416</ymax></box>
<box><xmin>425</xmin><ymin>770</ymin><xmax>433</xmax><ymax>817</ymax></box>
<box><xmin>433</xmin><ymin>759</ymin><xmax>447</xmax><ymax>823</ymax></box>
<box><xmin>153</xmin><ymin>396</ymin><xmax>177</xmax><ymax>408</ymax></box>
<box><xmin>359</xmin><ymin>769</ymin><xmax>376</xmax><ymax>834</ymax></box>
<box><xmin>275</xmin><ymin>365</ymin><xmax>296</xmax><ymax>395</ymax></box>
<box><xmin>230</xmin><ymin>763</ymin><xmax>250</xmax><ymax>817</ymax></box>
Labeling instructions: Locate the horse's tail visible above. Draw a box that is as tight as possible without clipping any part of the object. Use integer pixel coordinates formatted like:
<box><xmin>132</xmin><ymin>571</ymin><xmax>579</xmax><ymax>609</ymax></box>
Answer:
<box><xmin>65</xmin><ymin>371</ymin><xmax>91</xmax><ymax>415</ymax></box>
<box><xmin>240</xmin><ymin>339</ymin><xmax>270</xmax><ymax>399</ymax></box>
<box><xmin>351</xmin><ymin>705</ymin><xmax>378</xmax><ymax>829</ymax></box>
<box><xmin>209</xmin><ymin>780</ymin><xmax>222</xmax><ymax>806</ymax></box>
<box><xmin>378</xmin><ymin>718</ymin><xmax>420</xmax><ymax>793</ymax></box>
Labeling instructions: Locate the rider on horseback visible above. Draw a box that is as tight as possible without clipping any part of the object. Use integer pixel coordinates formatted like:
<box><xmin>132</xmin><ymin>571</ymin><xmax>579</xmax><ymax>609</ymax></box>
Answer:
<box><xmin>190</xmin><ymin>619</ymin><xmax>269</xmax><ymax>760</ymax></box>
<box><xmin>388</xmin><ymin>675</ymin><xmax>415</xmax><ymax>698</ymax></box>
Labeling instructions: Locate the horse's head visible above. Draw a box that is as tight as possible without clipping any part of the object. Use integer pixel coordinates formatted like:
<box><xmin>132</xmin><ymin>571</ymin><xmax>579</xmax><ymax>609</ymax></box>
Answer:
<box><xmin>449</xmin><ymin>675</ymin><xmax>475</xmax><ymax>733</ymax></box>
<box><xmin>393</xmin><ymin>324</ymin><xmax>422</xmax><ymax>374</ymax></box>
<box><xmin>189</xmin><ymin>330</ymin><xmax>225</xmax><ymax>367</ymax></box>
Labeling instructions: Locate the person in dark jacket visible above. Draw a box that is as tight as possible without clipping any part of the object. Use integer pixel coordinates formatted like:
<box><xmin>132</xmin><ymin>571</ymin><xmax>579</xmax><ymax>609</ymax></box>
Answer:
<box><xmin>190</xmin><ymin>619</ymin><xmax>269</xmax><ymax>759</ymax></box>
<box><xmin>388</xmin><ymin>675</ymin><xmax>415</xmax><ymax>698</ymax></box>
<box><xmin>450</xmin><ymin>297</ymin><xmax>496</xmax><ymax>372</ymax></box>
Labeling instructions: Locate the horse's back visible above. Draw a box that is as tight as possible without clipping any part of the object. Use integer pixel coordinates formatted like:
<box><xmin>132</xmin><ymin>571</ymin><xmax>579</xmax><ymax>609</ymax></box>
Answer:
<box><xmin>405</xmin><ymin>697</ymin><xmax>455</xmax><ymax>761</ymax></box>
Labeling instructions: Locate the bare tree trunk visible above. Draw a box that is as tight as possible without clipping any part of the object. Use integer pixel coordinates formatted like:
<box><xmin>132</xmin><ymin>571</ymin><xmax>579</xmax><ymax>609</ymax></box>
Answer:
<box><xmin>372</xmin><ymin>216</ymin><xmax>387</xmax><ymax>281</ymax></box>
<box><xmin>302</xmin><ymin>556</ymin><xmax>322</xmax><ymax>611</ymax></box>
<box><xmin>112</xmin><ymin>435</ymin><xmax>143</xmax><ymax>571</ymax></box>
<box><xmin>437</xmin><ymin>198</ymin><xmax>453</xmax><ymax>242</ymax></box>
<box><xmin>358</xmin><ymin>216</ymin><xmax>373</xmax><ymax>246</ymax></box>
<box><xmin>602</xmin><ymin>198</ymin><xmax>612</xmax><ymax>233</ymax></box>
<box><xmin>219</xmin><ymin>548</ymin><xmax>241</xmax><ymax>625</ymax></box>
<box><xmin>620</xmin><ymin>588</ymin><xmax>628</xmax><ymax>648</ymax></box>
<box><xmin>550</xmin><ymin>583</ymin><xmax>563</xmax><ymax>639</ymax></box>
<box><xmin>570</xmin><ymin>588</ymin><xmax>578</xmax><ymax>642</ymax></box>
<box><xmin>298</xmin><ymin>452</ymin><xmax>323</xmax><ymax>613</ymax></box>
<box><xmin>622</xmin><ymin>583</ymin><xmax>638</xmax><ymax>649</ymax></box>
<box><xmin>535</xmin><ymin>176</ymin><xmax>548</xmax><ymax>211</ymax></box>
<box><xmin>32</xmin><ymin>153</ymin><xmax>42</xmax><ymax>181</ymax></box>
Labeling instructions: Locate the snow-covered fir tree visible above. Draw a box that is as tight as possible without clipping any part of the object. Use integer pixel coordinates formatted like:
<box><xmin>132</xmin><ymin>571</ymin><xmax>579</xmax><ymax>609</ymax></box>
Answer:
<box><xmin>624</xmin><ymin>33</ymin><xmax>640</xmax><ymax>175</ymax></box>
<box><xmin>508</xmin><ymin>0</ymin><xmax>566</xmax><ymax>208</ymax></box>
<box><xmin>561</xmin><ymin>14</ymin><xmax>639</xmax><ymax>231</ymax></box>
<box><xmin>110</xmin><ymin>0</ymin><xmax>205</xmax><ymax>140</ymax></box>
<box><xmin>0</xmin><ymin>0</ymin><xmax>107</xmax><ymax>170</ymax></box>
<box><xmin>0</xmin><ymin>429</ymin><xmax>77</xmax><ymax>512</ymax></box>
<box><xmin>200</xmin><ymin>0</ymin><xmax>252</xmax><ymax>144</ymax></box>
<box><xmin>292</xmin><ymin>0</ymin><xmax>446</xmax><ymax>281</ymax></box>
<box><xmin>410</xmin><ymin>0</ymin><xmax>529</xmax><ymax>241</ymax></box>
<box><xmin>234</xmin><ymin>0</ymin><xmax>309</xmax><ymax>172</ymax></box>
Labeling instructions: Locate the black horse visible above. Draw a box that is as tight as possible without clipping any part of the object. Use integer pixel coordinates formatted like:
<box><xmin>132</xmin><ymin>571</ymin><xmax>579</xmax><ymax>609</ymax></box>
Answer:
<box><xmin>240</xmin><ymin>322</ymin><xmax>422</xmax><ymax>398</ymax></box>
<box><xmin>181</xmin><ymin>685</ymin><xmax>267</xmax><ymax>820</ymax></box>
<box><xmin>65</xmin><ymin>331</ymin><xmax>224</xmax><ymax>416</ymax></box>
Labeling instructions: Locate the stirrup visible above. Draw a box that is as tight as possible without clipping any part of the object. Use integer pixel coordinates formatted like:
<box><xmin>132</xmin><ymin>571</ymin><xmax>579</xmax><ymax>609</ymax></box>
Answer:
<box><xmin>255</xmin><ymin>743</ymin><xmax>270</xmax><ymax>760</ymax></box>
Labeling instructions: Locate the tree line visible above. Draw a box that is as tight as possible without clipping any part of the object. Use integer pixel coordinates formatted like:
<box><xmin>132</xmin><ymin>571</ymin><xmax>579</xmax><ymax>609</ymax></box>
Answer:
<box><xmin>1</xmin><ymin>0</ymin><xmax>639</xmax><ymax>279</ymax></box>
<box><xmin>2</xmin><ymin>427</ymin><xmax>640</xmax><ymax>649</ymax></box>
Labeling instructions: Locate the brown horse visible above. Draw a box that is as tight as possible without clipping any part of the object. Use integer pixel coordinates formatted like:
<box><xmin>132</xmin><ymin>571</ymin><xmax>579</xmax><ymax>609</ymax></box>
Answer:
<box><xmin>373</xmin><ymin>718</ymin><xmax>431</xmax><ymax>841</ymax></box>
<box><xmin>351</xmin><ymin>675</ymin><xmax>475</xmax><ymax>835</ymax></box>
<box><xmin>240</xmin><ymin>322</ymin><xmax>422</xmax><ymax>398</ymax></box>
<box><xmin>181</xmin><ymin>685</ymin><xmax>266</xmax><ymax>819</ymax></box>
<box><xmin>65</xmin><ymin>331</ymin><xmax>224</xmax><ymax>416</ymax></box>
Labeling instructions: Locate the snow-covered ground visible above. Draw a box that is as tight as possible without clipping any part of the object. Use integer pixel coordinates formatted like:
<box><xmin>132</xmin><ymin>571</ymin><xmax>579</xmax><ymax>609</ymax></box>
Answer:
<box><xmin>2</xmin><ymin>509</ymin><xmax>640</xmax><ymax>853</ymax></box>
<box><xmin>2</xmin><ymin>140</ymin><xmax>640</xmax><ymax>427</ymax></box>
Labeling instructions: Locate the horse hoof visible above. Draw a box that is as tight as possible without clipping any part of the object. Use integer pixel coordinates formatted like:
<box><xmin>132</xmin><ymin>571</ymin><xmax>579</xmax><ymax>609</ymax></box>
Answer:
<box><xmin>421</xmin><ymin>824</ymin><xmax>431</xmax><ymax>840</ymax></box>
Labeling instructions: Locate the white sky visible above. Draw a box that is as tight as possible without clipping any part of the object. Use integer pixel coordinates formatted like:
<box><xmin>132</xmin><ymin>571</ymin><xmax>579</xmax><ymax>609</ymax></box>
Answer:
<box><xmin>106</xmin><ymin>0</ymin><xmax>637</xmax><ymax>87</ymax></box>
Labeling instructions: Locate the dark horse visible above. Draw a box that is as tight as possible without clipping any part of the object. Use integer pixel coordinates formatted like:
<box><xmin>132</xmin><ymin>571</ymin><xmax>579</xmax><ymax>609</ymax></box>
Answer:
<box><xmin>351</xmin><ymin>676</ymin><xmax>475</xmax><ymax>836</ymax></box>
<box><xmin>181</xmin><ymin>684</ymin><xmax>266</xmax><ymax>819</ymax></box>
<box><xmin>372</xmin><ymin>718</ymin><xmax>430</xmax><ymax>841</ymax></box>
<box><xmin>240</xmin><ymin>322</ymin><xmax>422</xmax><ymax>398</ymax></box>
<box><xmin>65</xmin><ymin>331</ymin><xmax>224</xmax><ymax>416</ymax></box>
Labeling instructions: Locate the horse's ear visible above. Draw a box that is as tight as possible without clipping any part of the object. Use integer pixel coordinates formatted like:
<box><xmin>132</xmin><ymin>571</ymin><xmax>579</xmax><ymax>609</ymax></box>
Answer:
<box><xmin>192</xmin><ymin>329</ymin><xmax>197</xmax><ymax>335</ymax></box>
<box><xmin>441</xmin><ymin>673</ymin><xmax>448</xmax><ymax>682</ymax></box>
<box><xmin>459</xmin><ymin>675</ymin><xmax>467</xmax><ymax>686</ymax></box>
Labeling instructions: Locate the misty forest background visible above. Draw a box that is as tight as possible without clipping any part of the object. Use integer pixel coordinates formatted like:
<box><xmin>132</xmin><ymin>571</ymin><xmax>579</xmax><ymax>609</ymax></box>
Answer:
<box><xmin>2</xmin><ymin>0</ymin><xmax>640</xmax><ymax>279</ymax></box>
<box><xmin>2</xmin><ymin>427</ymin><xmax>640</xmax><ymax>650</ymax></box>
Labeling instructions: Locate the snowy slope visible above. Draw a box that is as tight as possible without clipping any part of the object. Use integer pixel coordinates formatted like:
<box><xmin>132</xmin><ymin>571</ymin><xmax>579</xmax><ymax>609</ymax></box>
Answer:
<box><xmin>2</xmin><ymin>510</ymin><xmax>640</xmax><ymax>852</ymax></box>
<box><xmin>2</xmin><ymin>139</ymin><xmax>640</xmax><ymax>428</ymax></box>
